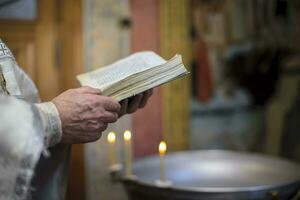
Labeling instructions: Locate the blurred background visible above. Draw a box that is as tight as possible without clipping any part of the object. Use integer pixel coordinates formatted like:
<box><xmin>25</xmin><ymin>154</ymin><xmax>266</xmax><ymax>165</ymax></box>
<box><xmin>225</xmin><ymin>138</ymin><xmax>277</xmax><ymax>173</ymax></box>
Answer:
<box><xmin>0</xmin><ymin>0</ymin><xmax>300</xmax><ymax>199</ymax></box>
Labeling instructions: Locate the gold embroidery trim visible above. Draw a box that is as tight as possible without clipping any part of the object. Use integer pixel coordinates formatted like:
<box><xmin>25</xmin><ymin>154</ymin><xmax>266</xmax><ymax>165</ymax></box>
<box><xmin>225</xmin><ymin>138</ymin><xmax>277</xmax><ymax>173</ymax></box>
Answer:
<box><xmin>0</xmin><ymin>65</ymin><xmax>10</xmax><ymax>95</ymax></box>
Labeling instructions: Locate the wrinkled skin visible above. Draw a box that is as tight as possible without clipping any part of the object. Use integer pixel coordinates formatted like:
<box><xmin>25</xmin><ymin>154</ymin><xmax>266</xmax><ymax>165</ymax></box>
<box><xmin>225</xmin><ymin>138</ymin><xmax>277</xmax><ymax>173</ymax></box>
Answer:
<box><xmin>53</xmin><ymin>86</ymin><xmax>153</xmax><ymax>144</ymax></box>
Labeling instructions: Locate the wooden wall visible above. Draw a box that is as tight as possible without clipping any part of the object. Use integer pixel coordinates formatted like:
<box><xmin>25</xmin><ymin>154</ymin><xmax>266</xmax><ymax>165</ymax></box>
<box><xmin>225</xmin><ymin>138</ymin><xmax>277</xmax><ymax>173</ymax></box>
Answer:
<box><xmin>131</xmin><ymin>0</ymin><xmax>192</xmax><ymax>154</ymax></box>
<box><xmin>160</xmin><ymin>0</ymin><xmax>192</xmax><ymax>151</ymax></box>
<box><xmin>130</xmin><ymin>0</ymin><xmax>162</xmax><ymax>158</ymax></box>
<box><xmin>0</xmin><ymin>1</ymin><xmax>86</xmax><ymax>199</ymax></box>
<box><xmin>83</xmin><ymin>1</ymin><xmax>130</xmax><ymax>200</ymax></box>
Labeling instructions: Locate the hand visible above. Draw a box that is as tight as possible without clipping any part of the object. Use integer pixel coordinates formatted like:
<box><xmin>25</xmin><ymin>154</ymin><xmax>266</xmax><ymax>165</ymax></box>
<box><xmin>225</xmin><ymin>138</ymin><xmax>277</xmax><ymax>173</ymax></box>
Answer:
<box><xmin>52</xmin><ymin>86</ymin><xmax>121</xmax><ymax>144</ymax></box>
<box><xmin>118</xmin><ymin>89</ymin><xmax>153</xmax><ymax>117</ymax></box>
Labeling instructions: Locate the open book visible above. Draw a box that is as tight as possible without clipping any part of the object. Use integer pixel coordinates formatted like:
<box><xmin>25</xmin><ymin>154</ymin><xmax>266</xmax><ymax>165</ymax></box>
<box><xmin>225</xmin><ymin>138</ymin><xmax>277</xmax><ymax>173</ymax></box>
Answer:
<box><xmin>77</xmin><ymin>51</ymin><xmax>189</xmax><ymax>101</ymax></box>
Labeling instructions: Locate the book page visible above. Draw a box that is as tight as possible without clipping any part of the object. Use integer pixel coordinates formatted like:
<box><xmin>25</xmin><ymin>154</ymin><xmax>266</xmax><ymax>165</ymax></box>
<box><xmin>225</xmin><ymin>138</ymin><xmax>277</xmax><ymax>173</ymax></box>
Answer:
<box><xmin>113</xmin><ymin>65</ymin><xmax>188</xmax><ymax>101</ymax></box>
<box><xmin>102</xmin><ymin>55</ymin><xmax>182</xmax><ymax>96</ymax></box>
<box><xmin>77</xmin><ymin>51</ymin><xmax>166</xmax><ymax>91</ymax></box>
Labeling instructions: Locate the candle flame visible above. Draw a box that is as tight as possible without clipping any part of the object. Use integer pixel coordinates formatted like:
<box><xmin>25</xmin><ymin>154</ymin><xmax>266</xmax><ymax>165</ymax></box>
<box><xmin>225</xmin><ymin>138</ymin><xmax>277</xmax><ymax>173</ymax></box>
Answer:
<box><xmin>124</xmin><ymin>130</ymin><xmax>132</xmax><ymax>141</ymax></box>
<box><xmin>107</xmin><ymin>132</ymin><xmax>116</xmax><ymax>143</ymax></box>
<box><xmin>159</xmin><ymin>141</ymin><xmax>167</xmax><ymax>155</ymax></box>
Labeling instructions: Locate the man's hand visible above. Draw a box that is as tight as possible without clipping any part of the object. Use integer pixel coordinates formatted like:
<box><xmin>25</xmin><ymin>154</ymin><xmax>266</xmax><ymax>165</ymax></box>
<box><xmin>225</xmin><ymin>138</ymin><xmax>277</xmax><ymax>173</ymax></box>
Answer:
<box><xmin>52</xmin><ymin>86</ymin><xmax>121</xmax><ymax>144</ymax></box>
<box><xmin>118</xmin><ymin>89</ymin><xmax>153</xmax><ymax>117</ymax></box>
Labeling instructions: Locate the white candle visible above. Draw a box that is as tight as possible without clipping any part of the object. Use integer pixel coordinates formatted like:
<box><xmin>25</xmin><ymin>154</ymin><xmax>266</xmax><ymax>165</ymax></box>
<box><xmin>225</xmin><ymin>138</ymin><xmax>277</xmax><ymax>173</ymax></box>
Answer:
<box><xmin>159</xmin><ymin>141</ymin><xmax>167</xmax><ymax>182</ymax></box>
<box><xmin>107</xmin><ymin>132</ymin><xmax>117</xmax><ymax>166</ymax></box>
<box><xmin>123</xmin><ymin>130</ymin><xmax>132</xmax><ymax>177</ymax></box>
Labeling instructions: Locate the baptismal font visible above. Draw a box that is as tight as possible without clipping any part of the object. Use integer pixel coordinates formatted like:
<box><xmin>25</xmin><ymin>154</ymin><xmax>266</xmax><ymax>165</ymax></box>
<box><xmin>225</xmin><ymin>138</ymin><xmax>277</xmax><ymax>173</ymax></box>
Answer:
<box><xmin>106</xmin><ymin>131</ymin><xmax>300</xmax><ymax>200</ymax></box>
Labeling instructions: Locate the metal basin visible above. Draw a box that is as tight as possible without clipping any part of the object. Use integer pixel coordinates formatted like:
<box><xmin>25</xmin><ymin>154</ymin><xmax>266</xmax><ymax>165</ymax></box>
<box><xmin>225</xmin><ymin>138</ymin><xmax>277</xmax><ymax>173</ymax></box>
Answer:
<box><xmin>121</xmin><ymin>150</ymin><xmax>300</xmax><ymax>200</ymax></box>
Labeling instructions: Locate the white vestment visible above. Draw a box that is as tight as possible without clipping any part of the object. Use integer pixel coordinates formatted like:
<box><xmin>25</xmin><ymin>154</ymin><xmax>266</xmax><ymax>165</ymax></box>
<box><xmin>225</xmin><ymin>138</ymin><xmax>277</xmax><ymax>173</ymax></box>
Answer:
<box><xmin>0</xmin><ymin>95</ymin><xmax>44</xmax><ymax>200</ymax></box>
<box><xmin>0</xmin><ymin>39</ymin><xmax>70</xmax><ymax>200</ymax></box>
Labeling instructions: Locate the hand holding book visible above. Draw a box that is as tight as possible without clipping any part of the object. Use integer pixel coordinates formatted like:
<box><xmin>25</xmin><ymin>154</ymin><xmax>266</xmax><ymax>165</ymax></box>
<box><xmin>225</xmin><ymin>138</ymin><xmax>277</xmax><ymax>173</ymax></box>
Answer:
<box><xmin>77</xmin><ymin>51</ymin><xmax>189</xmax><ymax>101</ymax></box>
<box><xmin>118</xmin><ymin>89</ymin><xmax>153</xmax><ymax>117</ymax></box>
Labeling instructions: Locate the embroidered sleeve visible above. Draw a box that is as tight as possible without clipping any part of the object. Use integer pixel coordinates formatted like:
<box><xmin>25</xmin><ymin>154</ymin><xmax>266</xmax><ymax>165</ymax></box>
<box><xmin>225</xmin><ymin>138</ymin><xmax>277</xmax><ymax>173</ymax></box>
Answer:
<box><xmin>35</xmin><ymin>102</ymin><xmax>62</xmax><ymax>147</ymax></box>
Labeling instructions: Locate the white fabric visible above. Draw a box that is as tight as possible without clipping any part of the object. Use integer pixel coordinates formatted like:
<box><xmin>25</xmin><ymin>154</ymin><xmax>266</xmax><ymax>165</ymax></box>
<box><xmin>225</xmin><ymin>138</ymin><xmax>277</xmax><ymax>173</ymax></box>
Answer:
<box><xmin>35</xmin><ymin>102</ymin><xmax>62</xmax><ymax>147</ymax></box>
<box><xmin>0</xmin><ymin>39</ymin><xmax>68</xmax><ymax>200</ymax></box>
<box><xmin>0</xmin><ymin>39</ymin><xmax>62</xmax><ymax>147</ymax></box>
<box><xmin>0</xmin><ymin>95</ymin><xmax>44</xmax><ymax>200</ymax></box>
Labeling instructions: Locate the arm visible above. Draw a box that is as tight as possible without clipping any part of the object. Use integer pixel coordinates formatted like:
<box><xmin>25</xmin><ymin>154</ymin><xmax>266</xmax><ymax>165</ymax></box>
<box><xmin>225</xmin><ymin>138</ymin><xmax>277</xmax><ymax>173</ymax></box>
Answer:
<box><xmin>13</xmin><ymin>64</ymin><xmax>120</xmax><ymax>146</ymax></box>
<box><xmin>12</xmin><ymin>61</ymin><xmax>151</xmax><ymax>146</ymax></box>
<box><xmin>1</xmin><ymin>40</ymin><xmax>152</xmax><ymax>148</ymax></box>
<box><xmin>12</xmin><ymin>64</ymin><xmax>63</xmax><ymax>147</ymax></box>
<box><xmin>15</xmin><ymin>64</ymin><xmax>152</xmax><ymax>145</ymax></box>
<box><xmin>40</xmin><ymin>87</ymin><xmax>153</xmax><ymax>145</ymax></box>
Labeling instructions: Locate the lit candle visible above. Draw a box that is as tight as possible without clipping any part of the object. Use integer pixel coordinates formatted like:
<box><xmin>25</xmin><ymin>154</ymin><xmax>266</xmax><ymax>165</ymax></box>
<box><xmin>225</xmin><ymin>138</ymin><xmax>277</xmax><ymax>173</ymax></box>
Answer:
<box><xmin>107</xmin><ymin>132</ymin><xmax>117</xmax><ymax>166</ymax></box>
<box><xmin>159</xmin><ymin>141</ymin><xmax>167</xmax><ymax>182</ymax></box>
<box><xmin>123</xmin><ymin>130</ymin><xmax>132</xmax><ymax>177</ymax></box>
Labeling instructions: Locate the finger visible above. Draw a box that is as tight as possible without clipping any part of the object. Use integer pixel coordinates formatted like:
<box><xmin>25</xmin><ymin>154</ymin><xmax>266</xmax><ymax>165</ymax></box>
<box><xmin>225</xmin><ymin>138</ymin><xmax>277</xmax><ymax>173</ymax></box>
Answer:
<box><xmin>101</xmin><ymin>97</ymin><xmax>121</xmax><ymax>112</ymax></box>
<box><xmin>139</xmin><ymin>90</ymin><xmax>152</xmax><ymax>108</ymax></box>
<box><xmin>81</xmin><ymin>131</ymin><xmax>103</xmax><ymax>143</ymax></box>
<box><xmin>90</xmin><ymin>95</ymin><xmax>121</xmax><ymax>112</ymax></box>
<box><xmin>127</xmin><ymin>94</ymin><xmax>143</xmax><ymax>113</ymax></box>
<box><xmin>84</xmin><ymin>120</ymin><xmax>99</xmax><ymax>131</ymax></box>
<box><xmin>84</xmin><ymin>131</ymin><xmax>103</xmax><ymax>138</ymax></box>
<box><xmin>118</xmin><ymin>99</ymin><xmax>128</xmax><ymax>117</ymax></box>
<box><xmin>98</xmin><ymin>111</ymin><xmax>118</xmax><ymax>123</ymax></box>
<box><xmin>64</xmin><ymin>120</ymin><xmax>104</xmax><ymax>132</ymax></box>
<box><xmin>84</xmin><ymin>120</ymin><xmax>108</xmax><ymax>132</ymax></box>
<box><xmin>62</xmin><ymin>129</ymin><xmax>103</xmax><ymax>144</ymax></box>
<box><xmin>78</xmin><ymin>86</ymin><xmax>101</xmax><ymax>94</ymax></box>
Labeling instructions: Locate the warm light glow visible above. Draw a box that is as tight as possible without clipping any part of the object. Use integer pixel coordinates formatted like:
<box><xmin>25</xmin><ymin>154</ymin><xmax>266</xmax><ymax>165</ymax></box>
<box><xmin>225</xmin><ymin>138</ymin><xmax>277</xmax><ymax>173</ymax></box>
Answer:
<box><xmin>107</xmin><ymin>132</ymin><xmax>116</xmax><ymax>143</ymax></box>
<box><xmin>159</xmin><ymin>141</ymin><xmax>167</xmax><ymax>155</ymax></box>
<box><xmin>123</xmin><ymin>130</ymin><xmax>132</xmax><ymax>142</ymax></box>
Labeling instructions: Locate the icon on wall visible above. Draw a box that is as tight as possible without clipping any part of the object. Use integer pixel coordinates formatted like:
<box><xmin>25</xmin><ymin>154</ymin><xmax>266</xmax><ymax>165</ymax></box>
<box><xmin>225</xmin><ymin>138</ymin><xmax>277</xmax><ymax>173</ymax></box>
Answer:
<box><xmin>0</xmin><ymin>0</ymin><xmax>37</xmax><ymax>20</ymax></box>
